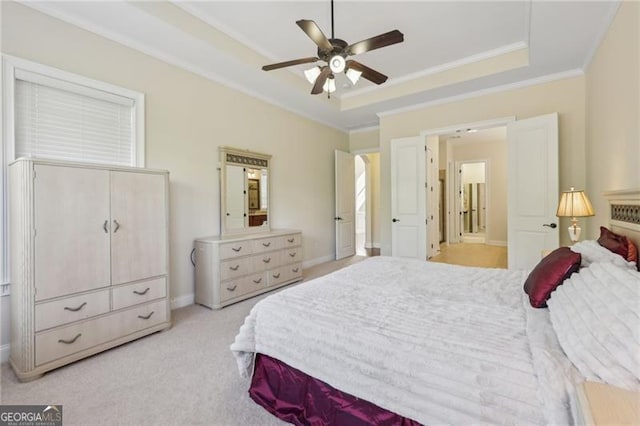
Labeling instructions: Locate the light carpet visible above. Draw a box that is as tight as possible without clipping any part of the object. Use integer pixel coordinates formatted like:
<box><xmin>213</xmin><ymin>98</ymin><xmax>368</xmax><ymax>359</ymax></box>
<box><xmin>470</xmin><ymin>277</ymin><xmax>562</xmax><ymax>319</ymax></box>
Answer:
<box><xmin>1</xmin><ymin>256</ymin><xmax>364</xmax><ymax>425</ymax></box>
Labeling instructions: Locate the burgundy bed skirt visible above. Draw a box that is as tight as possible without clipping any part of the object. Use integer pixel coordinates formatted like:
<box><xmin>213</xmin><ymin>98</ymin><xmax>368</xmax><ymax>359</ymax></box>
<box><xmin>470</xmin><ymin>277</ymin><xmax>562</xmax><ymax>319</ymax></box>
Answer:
<box><xmin>249</xmin><ymin>353</ymin><xmax>421</xmax><ymax>426</ymax></box>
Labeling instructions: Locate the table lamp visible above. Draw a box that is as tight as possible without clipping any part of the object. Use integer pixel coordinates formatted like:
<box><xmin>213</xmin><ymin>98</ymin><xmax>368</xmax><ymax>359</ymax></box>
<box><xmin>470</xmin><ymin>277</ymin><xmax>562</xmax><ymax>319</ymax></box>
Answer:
<box><xmin>556</xmin><ymin>187</ymin><xmax>595</xmax><ymax>242</ymax></box>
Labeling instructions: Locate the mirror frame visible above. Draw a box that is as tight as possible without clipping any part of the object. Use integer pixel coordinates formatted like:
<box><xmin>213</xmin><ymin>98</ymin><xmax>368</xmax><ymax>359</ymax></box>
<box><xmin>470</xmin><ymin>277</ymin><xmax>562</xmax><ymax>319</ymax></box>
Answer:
<box><xmin>219</xmin><ymin>146</ymin><xmax>272</xmax><ymax>235</ymax></box>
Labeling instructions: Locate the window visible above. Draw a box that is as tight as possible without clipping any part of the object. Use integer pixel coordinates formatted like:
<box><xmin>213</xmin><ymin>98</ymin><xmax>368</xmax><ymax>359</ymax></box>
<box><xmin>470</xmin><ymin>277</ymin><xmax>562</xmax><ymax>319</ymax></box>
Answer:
<box><xmin>1</xmin><ymin>55</ymin><xmax>145</xmax><ymax>289</ymax></box>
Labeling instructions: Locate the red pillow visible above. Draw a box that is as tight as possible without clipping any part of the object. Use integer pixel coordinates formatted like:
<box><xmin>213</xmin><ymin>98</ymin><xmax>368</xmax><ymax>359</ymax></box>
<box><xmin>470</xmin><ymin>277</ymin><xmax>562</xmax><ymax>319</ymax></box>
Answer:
<box><xmin>597</xmin><ymin>226</ymin><xmax>638</xmax><ymax>265</ymax></box>
<box><xmin>523</xmin><ymin>247</ymin><xmax>581</xmax><ymax>308</ymax></box>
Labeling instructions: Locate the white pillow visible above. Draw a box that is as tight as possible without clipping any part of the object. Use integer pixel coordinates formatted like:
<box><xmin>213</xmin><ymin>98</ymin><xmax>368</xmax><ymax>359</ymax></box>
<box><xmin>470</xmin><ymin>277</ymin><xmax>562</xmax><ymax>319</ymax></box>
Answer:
<box><xmin>547</xmin><ymin>262</ymin><xmax>640</xmax><ymax>391</ymax></box>
<box><xmin>570</xmin><ymin>240</ymin><xmax>637</xmax><ymax>269</ymax></box>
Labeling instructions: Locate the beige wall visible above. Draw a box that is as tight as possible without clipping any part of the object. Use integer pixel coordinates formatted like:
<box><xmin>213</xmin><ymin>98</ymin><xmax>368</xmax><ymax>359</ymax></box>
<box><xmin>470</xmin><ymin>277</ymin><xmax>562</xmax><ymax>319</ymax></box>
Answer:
<box><xmin>379</xmin><ymin>75</ymin><xmax>586</xmax><ymax>254</ymax></box>
<box><xmin>1</xmin><ymin>2</ymin><xmax>348</xmax><ymax>324</ymax></box>
<box><xmin>452</xmin><ymin>139</ymin><xmax>508</xmax><ymax>245</ymax></box>
<box><xmin>349</xmin><ymin>128</ymin><xmax>380</xmax><ymax>152</ymax></box>
<box><xmin>585</xmin><ymin>2</ymin><xmax>640</xmax><ymax>238</ymax></box>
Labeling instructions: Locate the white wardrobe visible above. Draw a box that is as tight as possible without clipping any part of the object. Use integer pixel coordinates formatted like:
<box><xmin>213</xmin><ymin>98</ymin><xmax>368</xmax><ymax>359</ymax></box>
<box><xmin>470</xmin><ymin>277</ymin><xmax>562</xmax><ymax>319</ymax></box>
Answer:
<box><xmin>9</xmin><ymin>158</ymin><xmax>171</xmax><ymax>381</ymax></box>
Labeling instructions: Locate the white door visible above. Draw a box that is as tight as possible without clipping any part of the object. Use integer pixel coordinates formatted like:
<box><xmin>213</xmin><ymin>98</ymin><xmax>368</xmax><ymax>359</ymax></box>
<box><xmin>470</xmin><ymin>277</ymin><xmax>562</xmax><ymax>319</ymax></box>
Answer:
<box><xmin>111</xmin><ymin>171</ymin><xmax>168</xmax><ymax>285</ymax></box>
<box><xmin>391</xmin><ymin>136</ymin><xmax>427</xmax><ymax>259</ymax></box>
<box><xmin>507</xmin><ymin>113</ymin><xmax>559</xmax><ymax>270</ymax></box>
<box><xmin>335</xmin><ymin>150</ymin><xmax>356</xmax><ymax>260</ymax></box>
<box><xmin>33</xmin><ymin>165</ymin><xmax>111</xmax><ymax>301</ymax></box>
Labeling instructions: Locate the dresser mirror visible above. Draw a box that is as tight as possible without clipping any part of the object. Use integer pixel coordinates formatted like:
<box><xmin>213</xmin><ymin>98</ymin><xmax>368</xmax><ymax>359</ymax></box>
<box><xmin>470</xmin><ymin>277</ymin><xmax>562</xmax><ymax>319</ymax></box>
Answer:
<box><xmin>219</xmin><ymin>146</ymin><xmax>271</xmax><ymax>235</ymax></box>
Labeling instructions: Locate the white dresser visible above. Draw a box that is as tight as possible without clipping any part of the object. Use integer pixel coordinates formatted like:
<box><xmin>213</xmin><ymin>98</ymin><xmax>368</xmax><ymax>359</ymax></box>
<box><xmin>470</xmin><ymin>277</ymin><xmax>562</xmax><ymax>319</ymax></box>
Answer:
<box><xmin>9</xmin><ymin>158</ymin><xmax>171</xmax><ymax>381</ymax></box>
<box><xmin>194</xmin><ymin>230</ymin><xmax>303</xmax><ymax>309</ymax></box>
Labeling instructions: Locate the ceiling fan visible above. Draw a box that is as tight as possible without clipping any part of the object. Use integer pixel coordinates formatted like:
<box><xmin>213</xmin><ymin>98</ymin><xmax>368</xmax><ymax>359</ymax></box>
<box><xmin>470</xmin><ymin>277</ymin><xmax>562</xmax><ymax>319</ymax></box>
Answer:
<box><xmin>261</xmin><ymin>0</ymin><xmax>404</xmax><ymax>95</ymax></box>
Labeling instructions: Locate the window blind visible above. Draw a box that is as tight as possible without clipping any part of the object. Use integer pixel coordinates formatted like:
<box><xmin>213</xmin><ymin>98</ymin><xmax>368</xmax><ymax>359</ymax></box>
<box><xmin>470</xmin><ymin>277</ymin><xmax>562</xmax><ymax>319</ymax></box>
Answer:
<box><xmin>15</xmin><ymin>77</ymin><xmax>135</xmax><ymax>166</ymax></box>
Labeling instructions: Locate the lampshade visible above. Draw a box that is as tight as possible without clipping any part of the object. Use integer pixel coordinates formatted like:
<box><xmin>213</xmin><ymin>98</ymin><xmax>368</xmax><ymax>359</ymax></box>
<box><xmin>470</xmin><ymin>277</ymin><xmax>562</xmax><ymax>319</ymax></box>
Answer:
<box><xmin>556</xmin><ymin>188</ymin><xmax>595</xmax><ymax>218</ymax></box>
<box><xmin>304</xmin><ymin>67</ymin><xmax>321</xmax><ymax>84</ymax></box>
<box><xmin>322</xmin><ymin>77</ymin><xmax>336</xmax><ymax>93</ymax></box>
<box><xmin>346</xmin><ymin>68</ymin><xmax>362</xmax><ymax>85</ymax></box>
<box><xmin>556</xmin><ymin>187</ymin><xmax>595</xmax><ymax>242</ymax></box>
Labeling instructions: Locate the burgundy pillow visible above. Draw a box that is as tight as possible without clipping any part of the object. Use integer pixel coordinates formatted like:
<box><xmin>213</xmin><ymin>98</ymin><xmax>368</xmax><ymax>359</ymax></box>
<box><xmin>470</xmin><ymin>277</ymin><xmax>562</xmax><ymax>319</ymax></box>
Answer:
<box><xmin>523</xmin><ymin>247</ymin><xmax>581</xmax><ymax>308</ymax></box>
<box><xmin>597</xmin><ymin>226</ymin><xmax>630</xmax><ymax>259</ymax></box>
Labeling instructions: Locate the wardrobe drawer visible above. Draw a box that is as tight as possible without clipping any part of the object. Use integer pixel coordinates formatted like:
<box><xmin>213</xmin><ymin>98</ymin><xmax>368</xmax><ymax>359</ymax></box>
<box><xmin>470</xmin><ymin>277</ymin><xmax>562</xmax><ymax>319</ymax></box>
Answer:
<box><xmin>220</xmin><ymin>273</ymin><xmax>265</xmax><ymax>302</ymax></box>
<box><xmin>268</xmin><ymin>263</ymin><xmax>303</xmax><ymax>287</ymax></box>
<box><xmin>35</xmin><ymin>299</ymin><xmax>167</xmax><ymax>366</ymax></box>
<box><xmin>219</xmin><ymin>242</ymin><xmax>252</xmax><ymax>260</ymax></box>
<box><xmin>112</xmin><ymin>277</ymin><xmax>167</xmax><ymax>310</ymax></box>
<box><xmin>251</xmin><ymin>237</ymin><xmax>280</xmax><ymax>253</ymax></box>
<box><xmin>220</xmin><ymin>257</ymin><xmax>253</xmax><ymax>281</ymax></box>
<box><xmin>35</xmin><ymin>289</ymin><xmax>110</xmax><ymax>332</ymax></box>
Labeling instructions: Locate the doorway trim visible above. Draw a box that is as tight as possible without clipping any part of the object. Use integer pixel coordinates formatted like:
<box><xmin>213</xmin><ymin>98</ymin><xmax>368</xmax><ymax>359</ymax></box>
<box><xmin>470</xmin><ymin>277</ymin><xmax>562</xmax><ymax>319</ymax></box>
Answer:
<box><xmin>352</xmin><ymin>148</ymin><xmax>378</xmax><ymax>253</ymax></box>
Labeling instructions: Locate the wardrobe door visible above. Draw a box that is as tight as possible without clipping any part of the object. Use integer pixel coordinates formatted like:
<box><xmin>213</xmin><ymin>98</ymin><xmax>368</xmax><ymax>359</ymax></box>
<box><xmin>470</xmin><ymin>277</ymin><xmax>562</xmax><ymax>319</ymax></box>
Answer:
<box><xmin>34</xmin><ymin>165</ymin><xmax>111</xmax><ymax>301</ymax></box>
<box><xmin>110</xmin><ymin>171</ymin><xmax>167</xmax><ymax>285</ymax></box>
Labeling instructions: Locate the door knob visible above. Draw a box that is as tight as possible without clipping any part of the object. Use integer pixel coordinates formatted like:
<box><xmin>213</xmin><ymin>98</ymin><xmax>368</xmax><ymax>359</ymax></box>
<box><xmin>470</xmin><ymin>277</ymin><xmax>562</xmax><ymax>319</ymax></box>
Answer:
<box><xmin>543</xmin><ymin>223</ymin><xmax>557</xmax><ymax>229</ymax></box>
<box><xmin>334</xmin><ymin>217</ymin><xmax>343</xmax><ymax>221</ymax></box>
<box><xmin>392</xmin><ymin>218</ymin><xmax>400</xmax><ymax>223</ymax></box>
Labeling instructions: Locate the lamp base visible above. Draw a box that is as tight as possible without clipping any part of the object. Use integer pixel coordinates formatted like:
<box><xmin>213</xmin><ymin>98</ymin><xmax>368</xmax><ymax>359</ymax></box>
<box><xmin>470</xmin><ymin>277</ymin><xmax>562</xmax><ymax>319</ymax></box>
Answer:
<box><xmin>568</xmin><ymin>224</ymin><xmax>581</xmax><ymax>242</ymax></box>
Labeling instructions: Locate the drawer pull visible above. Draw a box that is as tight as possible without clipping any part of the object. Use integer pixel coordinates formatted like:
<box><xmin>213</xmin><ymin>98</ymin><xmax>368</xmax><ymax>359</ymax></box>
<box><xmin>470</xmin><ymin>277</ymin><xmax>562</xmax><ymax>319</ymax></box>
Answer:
<box><xmin>287</xmin><ymin>238</ymin><xmax>295</xmax><ymax>243</ymax></box>
<box><xmin>133</xmin><ymin>287</ymin><xmax>150</xmax><ymax>296</ymax></box>
<box><xmin>289</xmin><ymin>252</ymin><xmax>297</xmax><ymax>257</ymax></box>
<box><xmin>231</xmin><ymin>246</ymin><xmax>242</xmax><ymax>252</ymax></box>
<box><xmin>58</xmin><ymin>333</ymin><xmax>82</xmax><ymax>345</ymax></box>
<box><xmin>253</xmin><ymin>278</ymin><xmax>262</xmax><ymax>284</ymax></box>
<box><xmin>227</xmin><ymin>285</ymin><xmax>237</xmax><ymax>291</ymax></box>
<box><xmin>292</xmin><ymin>268</ymin><xmax>300</xmax><ymax>273</ymax></box>
<box><xmin>63</xmin><ymin>302</ymin><xmax>87</xmax><ymax>312</ymax></box>
<box><xmin>262</xmin><ymin>257</ymin><xmax>271</xmax><ymax>263</ymax></box>
<box><xmin>262</xmin><ymin>242</ymin><xmax>271</xmax><ymax>247</ymax></box>
<box><xmin>272</xmin><ymin>273</ymin><xmax>281</xmax><ymax>279</ymax></box>
<box><xmin>138</xmin><ymin>311</ymin><xmax>154</xmax><ymax>320</ymax></box>
<box><xmin>229</xmin><ymin>265</ymin><xmax>240</xmax><ymax>271</ymax></box>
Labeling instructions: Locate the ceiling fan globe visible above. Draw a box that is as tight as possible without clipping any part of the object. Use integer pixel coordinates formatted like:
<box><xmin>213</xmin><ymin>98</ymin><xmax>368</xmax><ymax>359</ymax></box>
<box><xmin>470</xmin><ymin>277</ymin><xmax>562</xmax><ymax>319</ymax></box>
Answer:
<box><xmin>329</xmin><ymin>55</ymin><xmax>346</xmax><ymax>73</ymax></box>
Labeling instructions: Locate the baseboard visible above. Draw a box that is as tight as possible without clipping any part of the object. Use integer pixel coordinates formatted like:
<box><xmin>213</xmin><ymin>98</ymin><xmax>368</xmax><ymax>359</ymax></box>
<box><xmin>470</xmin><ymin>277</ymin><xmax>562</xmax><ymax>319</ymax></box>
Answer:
<box><xmin>171</xmin><ymin>294</ymin><xmax>194</xmax><ymax>310</ymax></box>
<box><xmin>1</xmin><ymin>343</ymin><xmax>10</xmax><ymax>364</ymax></box>
<box><xmin>488</xmin><ymin>240</ymin><xmax>508</xmax><ymax>247</ymax></box>
<box><xmin>302</xmin><ymin>254</ymin><xmax>335</xmax><ymax>269</ymax></box>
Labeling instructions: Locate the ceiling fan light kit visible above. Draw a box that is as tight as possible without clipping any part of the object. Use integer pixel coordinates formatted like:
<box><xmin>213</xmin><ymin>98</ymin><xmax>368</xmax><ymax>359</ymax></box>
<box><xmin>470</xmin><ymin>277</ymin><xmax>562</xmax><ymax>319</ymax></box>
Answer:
<box><xmin>261</xmin><ymin>0</ymin><xmax>404</xmax><ymax>96</ymax></box>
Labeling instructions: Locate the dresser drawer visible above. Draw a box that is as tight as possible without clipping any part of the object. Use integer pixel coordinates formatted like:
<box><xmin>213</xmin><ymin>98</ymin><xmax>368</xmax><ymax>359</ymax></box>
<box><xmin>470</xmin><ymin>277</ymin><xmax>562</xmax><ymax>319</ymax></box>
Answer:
<box><xmin>281</xmin><ymin>247</ymin><xmax>302</xmax><ymax>264</ymax></box>
<box><xmin>112</xmin><ymin>277</ymin><xmax>167</xmax><ymax>310</ymax></box>
<box><xmin>220</xmin><ymin>273</ymin><xmax>266</xmax><ymax>302</ymax></box>
<box><xmin>268</xmin><ymin>263</ymin><xmax>303</xmax><ymax>287</ymax></box>
<box><xmin>279</xmin><ymin>233</ymin><xmax>301</xmax><ymax>248</ymax></box>
<box><xmin>253</xmin><ymin>251</ymin><xmax>279</xmax><ymax>272</ymax></box>
<box><xmin>219</xmin><ymin>241</ymin><xmax>252</xmax><ymax>260</ymax></box>
<box><xmin>35</xmin><ymin>299</ymin><xmax>167</xmax><ymax>366</ymax></box>
<box><xmin>220</xmin><ymin>257</ymin><xmax>253</xmax><ymax>280</ymax></box>
<box><xmin>251</xmin><ymin>236</ymin><xmax>280</xmax><ymax>253</ymax></box>
<box><xmin>35</xmin><ymin>289</ymin><xmax>110</xmax><ymax>332</ymax></box>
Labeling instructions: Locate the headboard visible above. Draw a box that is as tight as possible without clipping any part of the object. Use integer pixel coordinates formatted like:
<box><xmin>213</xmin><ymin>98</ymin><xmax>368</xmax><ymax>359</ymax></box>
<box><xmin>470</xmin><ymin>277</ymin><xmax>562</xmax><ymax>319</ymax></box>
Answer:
<box><xmin>603</xmin><ymin>188</ymin><xmax>640</xmax><ymax>249</ymax></box>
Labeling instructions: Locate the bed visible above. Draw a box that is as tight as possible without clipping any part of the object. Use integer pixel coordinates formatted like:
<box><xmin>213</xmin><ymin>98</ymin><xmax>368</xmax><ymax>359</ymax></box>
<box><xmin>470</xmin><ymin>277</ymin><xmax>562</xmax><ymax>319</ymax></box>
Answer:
<box><xmin>231</xmin><ymin>190</ymin><xmax>640</xmax><ymax>425</ymax></box>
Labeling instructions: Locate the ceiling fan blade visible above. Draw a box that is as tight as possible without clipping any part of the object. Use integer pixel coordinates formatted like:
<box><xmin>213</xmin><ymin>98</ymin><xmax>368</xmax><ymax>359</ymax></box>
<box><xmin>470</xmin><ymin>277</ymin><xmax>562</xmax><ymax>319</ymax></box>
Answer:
<box><xmin>346</xmin><ymin>30</ymin><xmax>404</xmax><ymax>56</ymax></box>
<box><xmin>311</xmin><ymin>66</ymin><xmax>332</xmax><ymax>95</ymax></box>
<box><xmin>296</xmin><ymin>20</ymin><xmax>333</xmax><ymax>52</ymax></box>
<box><xmin>262</xmin><ymin>57</ymin><xmax>319</xmax><ymax>71</ymax></box>
<box><xmin>346</xmin><ymin>60</ymin><xmax>388</xmax><ymax>85</ymax></box>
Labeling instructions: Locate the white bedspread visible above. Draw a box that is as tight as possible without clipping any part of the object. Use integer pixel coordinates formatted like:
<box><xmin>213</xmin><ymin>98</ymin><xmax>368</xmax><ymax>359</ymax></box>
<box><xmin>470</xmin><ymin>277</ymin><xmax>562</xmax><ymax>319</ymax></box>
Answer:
<box><xmin>231</xmin><ymin>256</ymin><xmax>578</xmax><ymax>425</ymax></box>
